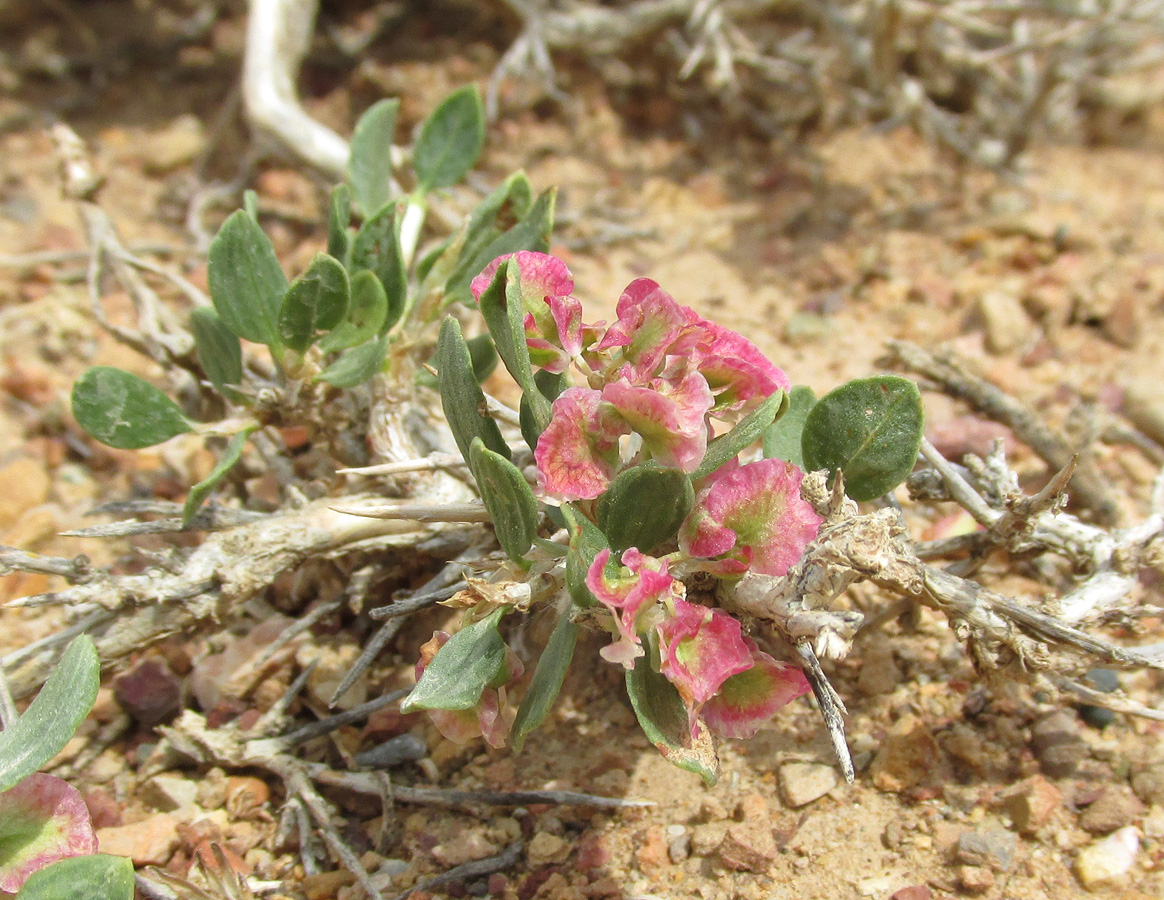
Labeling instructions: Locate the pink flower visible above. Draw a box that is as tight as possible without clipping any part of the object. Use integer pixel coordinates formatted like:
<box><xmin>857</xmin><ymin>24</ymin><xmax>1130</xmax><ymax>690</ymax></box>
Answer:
<box><xmin>415</xmin><ymin>632</ymin><xmax>524</xmax><ymax>748</ymax></box>
<box><xmin>534</xmin><ymin>387</ymin><xmax>630</xmax><ymax>500</ymax></box>
<box><xmin>594</xmin><ymin>279</ymin><xmax>701</xmax><ymax>382</ymax></box>
<box><xmin>656</xmin><ymin>599</ymin><xmax>753</xmax><ymax>736</ymax></box>
<box><xmin>679</xmin><ymin>458</ymin><xmax>821</xmax><ymax>576</ymax></box>
<box><xmin>587</xmin><ymin>549</ymin><xmax>678</xmax><ymax>667</ymax></box>
<box><xmin>0</xmin><ymin>774</ymin><xmax>99</xmax><ymax>893</ymax></box>
<box><xmin>701</xmin><ymin>640</ymin><xmax>811</xmax><ymax>739</ymax></box>
<box><xmin>690</xmin><ymin>321</ymin><xmax>790</xmax><ymax>415</ymax></box>
<box><xmin>600</xmin><ymin>364</ymin><xmax>713</xmax><ymax>473</ymax></box>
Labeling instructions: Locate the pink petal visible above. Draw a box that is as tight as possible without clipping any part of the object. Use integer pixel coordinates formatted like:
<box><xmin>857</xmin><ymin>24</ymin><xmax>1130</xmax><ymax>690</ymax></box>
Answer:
<box><xmin>692</xmin><ymin>321</ymin><xmax>790</xmax><ymax>414</ymax></box>
<box><xmin>702</xmin><ymin>645</ymin><xmax>810</xmax><ymax>739</ymax></box>
<box><xmin>0</xmin><ymin>774</ymin><xmax>99</xmax><ymax>892</ymax></box>
<box><xmin>679</xmin><ymin>458</ymin><xmax>821</xmax><ymax>576</ymax></box>
<box><xmin>587</xmin><ymin>549</ymin><xmax>677</xmax><ymax>669</ymax></box>
<box><xmin>534</xmin><ymin>387</ymin><xmax>629</xmax><ymax>500</ymax></box>
<box><xmin>594</xmin><ymin>279</ymin><xmax>700</xmax><ymax>381</ymax></box>
<box><xmin>470</xmin><ymin>251</ymin><xmax>574</xmax><ymax>305</ymax></box>
<box><xmin>601</xmin><ymin>369</ymin><xmax>712</xmax><ymax>473</ymax></box>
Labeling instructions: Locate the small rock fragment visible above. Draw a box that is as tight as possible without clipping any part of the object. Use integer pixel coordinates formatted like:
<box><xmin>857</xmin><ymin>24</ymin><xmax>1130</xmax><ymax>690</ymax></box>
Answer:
<box><xmin>890</xmin><ymin>887</ymin><xmax>932</xmax><ymax>900</ymax></box>
<box><xmin>870</xmin><ymin>716</ymin><xmax>941</xmax><ymax>792</ymax></box>
<box><xmin>141</xmin><ymin>115</ymin><xmax>207</xmax><ymax>174</ymax></box>
<box><xmin>0</xmin><ymin>456</ymin><xmax>51</xmax><ymax>531</ymax></box>
<box><xmin>635</xmin><ymin>825</ymin><xmax>668</xmax><ymax>870</ymax></box>
<box><xmin>112</xmin><ymin>657</ymin><xmax>182</xmax><ymax>726</ymax></box>
<box><xmin>526</xmin><ymin>831</ymin><xmax>570</xmax><ymax>867</ymax></box>
<box><xmin>1078</xmin><ymin>668</ymin><xmax>1120</xmax><ymax>729</ymax></box>
<box><xmin>355</xmin><ymin>733</ymin><xmax>427</xmax><ymax>769</ymax></box>
<box><xmin>855</xmin><ymin>641</ymin><xmax>901</xmax><ymax>696</ymax></box>
<box><xmin>666</xmin><ymin>825</ymin><xmax>690</xmax><ymax>864</ymax></box>
<box><xmin>779</xmin><ymin>762</ymin><xmax>838</xmax><ymax>808</ymax></box>
<box><xmin>96</xmin><ymin>813</ymin><xmax>181</xmax><ymax>865</ymax></box>
<box><xmin>999</xmin><ymin>775</ymin><xmax>1061</xmax><ymax>834</ymax></box>
<box><xmin>717</xmin><ymin>822</ymin><xmax>776</xmax><ymax>872</ymax></box>
<box><xmin>224</xmin><ymin>776</ymin><xmax>271</xmax><ymax>819</ymax></box>
<box><xmin>301</xmin><ymin>870</ymin><xmax>356</xmax><ymax>900</ymax></box>
<box><xmin>690</xmin><ymin>822</ymin><xmax>728</xmax><ymax>856</ymax></box>
<box><xmin>1078</xmin><ymin>785</ymin><xmax>1144</xmax><ymax>834</ymax></box>
<box><xmin>431</xmin><ymin>829</ymin><xmax>500</xmax><ymax>867</ymax></box>
<box><xmin>955</xmin><ymin>828</ymin><xmax>1017</xmax><ymax>872</ymax></box>
<box><xmin>977</xmin><ymin>290</ymin><xmax>1031</xmax><ymax>354</ymax></box>
<box><xmin>1030</xmin><ymin>709</ymin><xmax>1086</xmax><ymax>778</ymax></box>
<box><xmin>1131</xmin><ymin>759</ymin><xmax>1164</xmax><ymax>806</ymax></box>
<box><xmin>957</xmin><ymin>864</ymin><xmax>995</xmax><ymax>894</ymax></box>
<box><xmin>1075</xmin><ymin>826</ymin><xmax>1139</xmax><ymax>889</ymax></box>
<box><xmin>140</xmin><ymin>774</ymin><xmax>198</xmax><ymax>812</ymax></box>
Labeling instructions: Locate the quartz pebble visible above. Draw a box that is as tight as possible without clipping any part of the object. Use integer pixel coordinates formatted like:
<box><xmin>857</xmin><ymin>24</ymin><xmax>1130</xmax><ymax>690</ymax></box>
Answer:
<box><xmin>1075</xmin><ymin>826</ymin><xmax>1139</xmax><ymax>889</ymax></box>
<box><xmin>779</xmin><ymin>762</ymin><xmax>838</xmax><ymax>808</ymax></box>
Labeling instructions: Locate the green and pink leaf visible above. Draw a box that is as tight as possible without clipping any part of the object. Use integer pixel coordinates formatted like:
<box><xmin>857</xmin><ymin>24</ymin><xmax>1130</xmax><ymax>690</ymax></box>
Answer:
<box><xmin>0</xmin><ymin>774</ymin><xmax>98</xmax><ymax>893</ymax></box>
<box><xmin>702</xmin><ymin>643</ymin><xmax>811</xmax><ymax>739</ymax></box>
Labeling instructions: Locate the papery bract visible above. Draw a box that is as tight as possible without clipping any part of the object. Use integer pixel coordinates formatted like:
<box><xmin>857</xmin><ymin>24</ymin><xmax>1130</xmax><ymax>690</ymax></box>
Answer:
<box><xmin>587</xmin><ymin>549</ymin><xmax>677</xmax><ymax>668</ymax></box>
<box><xmin>601</xmin><ymin>366</ymin><xmax>712</xmax><ymax>473</ymax></box>
<box><xmin>0</xmin><ymin>773</ymin><xmax>99</xmax><ymax>893</ymax></box>
<box><xmin>656</xmin><ymin>599</ymin><xmax>753</xmax><ymax>736</ymax></box>
<box><xmin>534</xmin><ymin>387</ymin><xmax>629</xmax><ymax>500</ymax></box>
<box><xmin>679</xmin><ymin>457</ymin><xmax>821</xmax><ymax>576</ymax></box>
<box><xmin>692</xmin><ymin>321</ymin><xmax>790</xmax><ymax>415</ymax></box>
<box><xmin>701</xmin><ymin>642</ymin><xmax>810</xmax><ymax>739</ymax></box>
<box><xmin>594</xmin><ymin>278</ymin><xmax>699</xmax><ymax>382</ymax></box>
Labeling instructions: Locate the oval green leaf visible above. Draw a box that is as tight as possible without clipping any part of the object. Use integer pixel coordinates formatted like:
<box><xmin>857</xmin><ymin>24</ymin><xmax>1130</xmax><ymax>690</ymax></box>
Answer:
<box><xmin>466</xmin><ymin>333</ymin><xmax>498</xmax><ymax>383</ymax></box>
<box><xmin>0</xmin><ymin>636</ymin><xmax>99</xmax><ymax>792</ymax></box>
<box><xmin>182</xmin><ymin>426</ymin><xmax>255</xmax><ymax>526</ymax></box>
<box><xmin>190</xmin><ymin>307</ymin><xmax>243</xmax><ymax>391</ymax></box>
<box><xmin>319</xmin><ymin>270</ymin><xmax>388</xmax><ymax>353</ymax></box>
<box><xmin>597</xmin><ymin>463</ymin><xmax>694</xmax><ymax>554</ymax></box>
<box><xmin>413</xmin><ymin>85</ymin><xmax>485</xmax><ymax>192</ymax></box>
<box><xmin>762</xmin><ymin>384</ymin><xmax>816</xmax><ymax>470</ymax></box>
<box><xmin>327</xmin><ymin>183</ymin><xmax>351</xmax><ymax>262</ymax></box>
<box><xmin>13</xmin><ymin>854</ymin><xmax>134</xmax><ymax>900</ymax></box>
<box><xmin>349</xmin><ymin>202</ymin><xmax>407</xmax><ymax>332</ymax></box>
<box><xmin>436</xmin><ymin>317</ymin><xmax>510</xmax><ymax>464</ymax></box>
<box><xmin>470</xmin><ymin>437</ymin><xmax>539</xmax><ymax>564</ymax></box>
<box><xmin>801</xmin><ymin>375</ymin><xmax>924</xmax><ymax>502</ymax></box>
<box><xmin>400</xmin><ymin>608</ymin><xmax>507</xmax><ymax>712</ymax></box>
<box><xmin>477</xmin><ymin>259</ymin><xmax>535</xmax><ymax>394</ymax></box>
<box><xmin>314</xmin><ymin>336</ymin><xmax>388</xmax><ymax>388</ymax></box>
<box><xmin>511</xmin><ymin>605</ymin><xmax>578</xmax><ymax>752</ymax></box>
<box><xmin>348</xmin><ymin>98</ymin><xmax>399</xmax><ymax>218</ymax></box>
<box><xmin>71</xmin><ymin>367</ymin><xmax>192</xmax><ymax>450</ymax></box>
<box><xmin>278</xmin><ymin>253</ymin><xmax>350</xmax><ymax>353</ymax></box>
<box><xmin>207</xmin><ymin>209</ymin><xmax>287</xmax><ymax>347</ymax></box>
<box><xmin>693</xmin><ymin>390</ymin><xmax>787</xmax><ymax>481</ymax></box>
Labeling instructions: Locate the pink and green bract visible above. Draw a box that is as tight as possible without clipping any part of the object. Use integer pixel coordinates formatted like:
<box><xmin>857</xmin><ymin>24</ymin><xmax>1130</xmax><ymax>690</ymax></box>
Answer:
<box><xmin>0</xmin><ymin>773</ymin><xmax>99</xmax><ymax>893</ymax></box>
<box><xmin>586</xmin><ymin>548</ymin><xmax>678</xmax><ymax>668</ymax></box>
<box><xmin>702</xmin><ymin>639</ymin><xmax>812</xmax><ymax>739</ymax></box>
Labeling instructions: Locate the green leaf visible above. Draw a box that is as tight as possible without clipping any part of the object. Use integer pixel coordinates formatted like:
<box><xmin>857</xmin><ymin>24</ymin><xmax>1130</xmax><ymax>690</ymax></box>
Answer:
<box><xmin>801</xmin><ymin>375</ymin><xmax>924</xmax><ymax>502</ymax></box>
<box><xmin>319</xmin><ymin>269</ymin><xmax>389</xmax><ymax>353</ymax></box>
<box><xmin>182</xmin><ymin>427</ymin><xmax>254</xmax><ymax>525</ymax></box>
<box><xmin>349</xmin><ymin>202</ymin><xmax>407</xmax><ymax>332</ymax></box>
<box><xmin>693</xmin><ymin>390</ymin><xmax>787</xmax><ymax>481</ymax></box>
<box><xmin>401</xmin><ymin>608</ymin><xmax>507</xmax><ymax>712</ymax></box>
<box><xmin>207</xmin><ymin>209</ymin><xmax>288</xmax><ymax>347</ymax></box>
<box><xmin>348</xmin><ymin>98</ymin><xmax>399</xmax><ymax>218</ymax></box>
<box><xmin>413</xmin><ymin>85</ymin><xmax>485</xmax><ymax>192</ymax></box>
<box><xmin>763</xmin><ymin>385</ymin><xmax>816</xmax><ymax>469</ymax></box>
<box><xmin>314</xmin><ymin>336</ymin><xmax>388</xmax><ymax>388</ymax></box>
<box><xmin>469</xmin><ymin>437</ymin><xmax>539</xmax><ymax>563</ymax></box>
<box><xmin>190</xmin><ymin>307</ymin><xmax>243</xmax><ymax>391</ymax></box>
<box><xmin>477</xmin><ymin>259</ymin><xmax>535</xmax><ymax>394</ymax></box>
<box><xmin>327</xmin><ymin>183</ymin><xmax>351</xmax><ymax>261</ymax></box>
<box><xmin>625</xmin><ymin>641</ymin><xmax>719</xmax><ymax>786</ymax></box>
<box><xmin>14</xmin><ymin>854</ymin><xmax>134</xmax><ymax>900</ymax></box>
<box><xmin>71</xmin><ymin>367</ymin><xmax>193</xmax><ymax>450</ymax></box>
<box><xmin>278</xmin><ymin>253</ymin><xmax>350</xmax><ymax>353</ymax></box>
<box><xmin>466</xmin><ymin>333</ymin><xmax>498</xmax><ymax>383</ymax></box>
<box><xmin>562</xmin><ymin>505</ymin><xmax>609</xmax><ymax>609</ymax></box>
<box><xmin>597</xmin><ymin>463</ymin><xmax>694</xmax><ymax>554</ymax></box>
<box><xmin>445</xmin><ymin>189</ymin><xmax>556</xmax><ymax>304</ymax></box>
<box><xmin>436</xmin><ymin>316</ymin><xmax>510</xmax><ymax>463</ymax></box>
<box><xmin>0</xmin><ymin>636</ymin><xmax>99</xmax><ymax>792</ymax></box>
<box><xmin>511</xmin><ymin>605</ymin><xmax>578</xmax><ymax>752</ymax></box>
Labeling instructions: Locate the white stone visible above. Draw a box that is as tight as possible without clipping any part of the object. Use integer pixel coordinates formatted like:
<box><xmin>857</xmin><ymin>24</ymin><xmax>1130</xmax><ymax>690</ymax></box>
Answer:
<box><xmin>1076</xmin><ymin>826</ymin><xmax>1139</xmax><ymax>889</ymax></box>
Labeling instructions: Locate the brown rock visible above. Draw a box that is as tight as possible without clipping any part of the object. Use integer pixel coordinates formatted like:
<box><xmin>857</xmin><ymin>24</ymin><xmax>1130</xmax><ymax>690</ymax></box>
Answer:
<box><xmin>955</xmin><ymin>828</ymin><xmax>1016</xmax><ymax>871</ymax></box>
<box><xmin>717</xmin><ymin>823</ymin><xmax>776</xmax><ymax>872</ymax></box>
<box><xmin>690</xmin><ymin>822</ymin><xmax>728</xmax><ymax>856</ymax></box>
<box><xmin>141</xmin><ymin>115</ymin><xmax>207</xmax><ymax>174</ymax></box>
<box><xmin>870</xmin><ymin>716</ymin><xmax>941</xmax><ymax>792</ymax></box>
<box><xmin>96</xmin><ymin>813</ymin><xmax>181</xmax><ymax>865</ymax></box>
<box><xmin>635</xmin><ymin>825</ymin><xmax>668</xmax><ymax>871</ymax></box>
<box><xmin>779</xmin><ymin>762</ymin><xmax>838</xmax><ymax>807</ymax></box>
<box><xmin>1030</xmin><ymin>709</ymin><xmax>1086</xmax><ymax>778</ymax></box>
<box><xmin>978</xmin><ymin>290</ymin><xmax>1032</xmax><ymax>354</ymax></box>
<box><xmin>301</xmin><ymin>870</ymin><xmax>356</xmax><ymax>900</ymax></box>
<box><xmin>1132</xmin><ymin>759</ymin><xmax>1164</xmax><ymax>806</ymax></box>
<box><xmin>999</xmin><ymin>775</ymin><xmax>1062</xmax><ymax>834</ymax></box>
<box><xmin>1078</xmin><ymin>785</ymin><xmax>1145</xmax><ymax>834</ymax></box>
<box><xmin>890</xmin><ymin>888</ymin><xmax>932</xmax><ymax>900</ymax></box>
<box><xmin>526</xmin><ymin>831</ymin><xmax>570</xmax><ymax>867</ymax></box>
<box><xmin>431</xmin><ymin>829</ymin><xmax>500</xmax><ymax>867</ymax></box>
<box><xmin>224</xmin><ymin>776</ymin><xmax>271</xmax><ymax>819</ymax></box>
<box><xmin>113</xmin><ymin>657</ymin><xmax>182</xmax><ymax>726</ymax></box>
<box><xmin>957</xmin><ymin>865</ymin><xmax>995</xmax><ymax>893</ymax></box>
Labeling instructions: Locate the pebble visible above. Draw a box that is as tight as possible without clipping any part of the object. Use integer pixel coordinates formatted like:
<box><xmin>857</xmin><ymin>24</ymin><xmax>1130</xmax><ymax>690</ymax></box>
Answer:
<box><xmin>526</xmin><ymin>831</ymin><xmax>570</xmax><ymax>867</ymax></box>
<box><xmin>112</xmin><ymin>657</ymin><xmax>182</xmax><ymax>726</ymax></box>
<box><xmin>999</xmin><ymin>775</ymin><xmax>1061</xmax><ymax>834</ymax></box>
<box><xmin>717</xmin><ymin>822</ymin><xmax>776</xmax><ymax>873</ymax></box>
<box><xmin>140</xmin><ymin>774</ymin><xmax>199</xmax><ymax>812</ymax></box>
<box><xmin>298</xmin><ymin>640</ymin><xmax>368</xmax><ymax>711</ymax></box>
<box><xmin>955</xmin><ymin>828</ymin><xmax>1017</xmax><ymax>872</ymax></box>
<box><xmin>870</xmin><ymin>716</ymin><xmax>941</xmax><ymax>792</ymax></box>
<box><xmin>666</xmin><ymin>825</ymin><xmax>690</xmax><ymax>864</ymax></box>
<box><xmin>224</xmin><ymin>776</ymin><xmax>271</xmax><ymax>819</ymax></box>
<box><xmin>1132</xmin><ymin>759</ymin><xmax>1164</xmax><ymax>806</ymax></box>
<box><xmin>956</xmin><ymin>864</ymin><xmax>995</xmax><ymax>893</ymax></box>
<box><xmin>635</xmin><ymin>825</ymin><xmax>668</xmax><ymax>870</ymax></box>
<box><xmin>96</xmin><ymin>813</ymin><xmax>181</xmax><ymax>865</ymax></box>
<box><xmin>1122</xmin><ymin>379</ymin><xmax>1164</xmax><ymax>446</ymax></box>
<box><xmin>354</xmin><ymin>733</ymin><xmax>428</xmax><ymax>769</ymax></box>
<box><xmin>889</xmin><ymin>888</ymin><xmax>932</xmax><ymax>900</ymax></box>
<box><xmin>1078</xmin><ymin>785</ymin><xmax>1144</xmax><ymax>834</ymax></box>
<box><xmin>1075</xmin><ymin>826</ymin><xmax>1139</xmax><ymax>889</ymax></box>
<box><xmin>301</xmin><ymin>870</ymin><xmax>356</xmax><ymax>900</ymax></box>
<box><xmin>141</xmin><ymin>115</ymin><xmax>207</xmax><ymax>174</ymax></box>
<box><xmin>690</xmin><ymin>822</ymin><xmax>728</xmax><ymax>856</ymax></box>
<box><xmin>779</xmin><ymin>762</ymin><xmax>839</xmax><ymax>808</ymax></box>
<box><xmin>1078</xmin><ymin>668</ymin><xmax>1119</xmax><ymax>729</ymax></box>
<box><xmin>431</xmin><ymin>829</ymin><xmax>500</xmax><ymax>867</ymax></box>
<box><xmin>977</xmin><ymin>290</ymin><xmax>1031</xmax><ymax>354</ymax></box>
<box><xmin>1030</xmin><ymin>709</ymin><xmax>1086</xmax><ymax>778</ymax></box>
<box><xmin>855</xmin><ymin>641</ymin><xmax>901</xmax><ymax>695</ymax></box>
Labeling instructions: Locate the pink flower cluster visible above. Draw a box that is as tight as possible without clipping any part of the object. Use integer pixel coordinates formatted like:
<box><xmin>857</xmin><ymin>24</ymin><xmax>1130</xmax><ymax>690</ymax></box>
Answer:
<box><xmin>468</xmin><ymin>252</ymin><xmax>824</xmax><ymax>740</ymax></box>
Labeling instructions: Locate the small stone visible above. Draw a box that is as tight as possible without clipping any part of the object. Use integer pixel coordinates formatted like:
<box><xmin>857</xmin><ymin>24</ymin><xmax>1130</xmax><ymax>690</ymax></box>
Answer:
<box><xmin>977</xmin><ymin>290</ymin><xmax>1031</xmax><ymax>354</ymax></box>
<box><xmin>355</xmin><ymin>733</ymin><xmax>427</xmax><ymax>769</ymax></box>
<box><xmin>1078</xmin><ymin>785</ymin><xmax>1144</xmax><ymax>834</ymax></box>
<box><xmin>112</xmin><ymin>657</ymin><xmax>183</xmax><ymax>726</ymax></box>
<box><xmin>301</xmin><ymin>870</ymin><xmax>356</xmax><ymax>900</ymax></box>
<box><xmin>957</xmin><ymin>865</ymin><xmax>995</xmax><ymax>893</ymax></box>
<box><xmin>297</xmin><ymin>639</ymin><xmax>367</xmax><ymax>711</ymax></box>
<box><xmin>779</xmin><ymin>762</ymin><xmax>839</xmax><ymax>808</ymax></box>
<box><xmin>140</xmin><ymin>774</ymin><xmax>199</xmax><ymax>812</ymax></box>
<box><xmin>1132</xmin><ymin>760</ymin><xmax>1164</xmax><ymax>806</ymax></box>
<box><xmin>690</xmin><ymin>822</ymin><xmax>728</xmax><ymax>856</ymax></box>
<box><xmin>955</xmin><ymin>828</ymin><xmax>1017</xmax><ymax>872</ymax></box>
<box><xmin>526</xmin><ymin>831</ymin><xmax>570</xmax><ymax>867</ymax></box>
<box><xmin>666</xmin><ymin>825</ymin><xmax>690</xmax><ymax>864</ymax></box>
<box><xmin>96</xmin><ymin>813</ymin><xmax>181</xmax><ymax>865</ymax></box>
<box><xmin>432</xmin><ymin>829</ymin><xmax>500</xmax><ymax>867</ymax></box>
<box><xmin>1078</xmin><ymin>668</ymin><xmax>1120</xmax><ymax>729</ymax></box>
<box><xmin>717</xmin><ymin>822</ymin><xmax>776</xmax><ymax>872</ymax></box>
<box><xmin>870</xmin><ymin>716</ymin><xmax>941</xmax><ymax>792</ymax></box>
<box><xmin>1000</xmin><ymin>775</ymin><xmax>1062</xmax><ymax>834</ymax></box>
<box><xmin>890</xmin><ymin>887</ymin><xmax>932</xmax><ymax>900</ymax></box>
<box><xmin>1123</xmin><ymin>379</ymin><xmax>1164</xmax><ymax>446</ymax></box>
<box><xmin>855</xmin><ymin>640</ymin><xmax>901</xmax><ymax>695</ymax></box>
<box><xmin>1030</xmin><ymin>709</ymin><xmax>1086</xmax><ymax>778</ymax></box>
<box><xmin>635</xmin><ymin>825</ymin><xmax>668</xmax><ymax>870</ymax></box>
<box><xmin>1075</xmin><ymin>826</ymin><xmax>1139</xmax><ymax>889</ymax></box>
<box><xmin>224</xmin><ymin>776</ymin><xmax>271</xmax><ymax>819</ymax></box>
<box><xmin>141</xmin><ymin>115</ymin><xmax>207</xmax><ymax>174</ymax></box>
